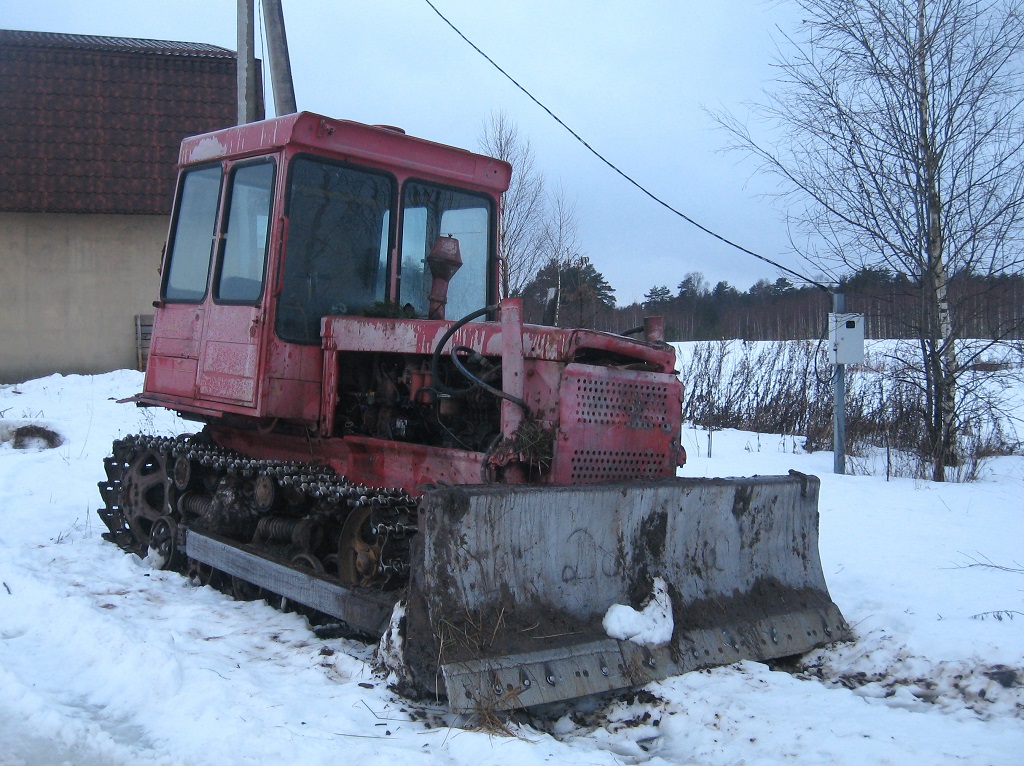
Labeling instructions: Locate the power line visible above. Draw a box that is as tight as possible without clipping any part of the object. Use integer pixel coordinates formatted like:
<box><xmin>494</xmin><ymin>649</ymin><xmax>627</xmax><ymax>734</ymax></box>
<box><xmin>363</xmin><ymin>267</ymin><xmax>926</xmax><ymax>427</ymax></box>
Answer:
<box><xmin>421</xmin><ymin>0</ymin><xmax>831</xmax><ymax>293</ymax></box>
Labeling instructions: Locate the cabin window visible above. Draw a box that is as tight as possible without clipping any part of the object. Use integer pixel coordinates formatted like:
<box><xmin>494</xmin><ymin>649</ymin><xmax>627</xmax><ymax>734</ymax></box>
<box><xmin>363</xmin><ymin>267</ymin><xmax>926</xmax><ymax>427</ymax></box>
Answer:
<box><xmin>163</xmin><ymin>165</ymin><xmax>223</xmax><ymax>302</ymax></box>
<box><xmin>215</xmin><ymin>161</ymin><xmax>275</xmax><ymax>303</ymax></box>
<box><xmin>400</xmin><ymin>182</ymin><xmax>491</xmax><ymax>320</ymax></box>
<box><xmin>277</xmin><ymin>158</ymin><xmax>394</xmax><ymax>344</ymax></box>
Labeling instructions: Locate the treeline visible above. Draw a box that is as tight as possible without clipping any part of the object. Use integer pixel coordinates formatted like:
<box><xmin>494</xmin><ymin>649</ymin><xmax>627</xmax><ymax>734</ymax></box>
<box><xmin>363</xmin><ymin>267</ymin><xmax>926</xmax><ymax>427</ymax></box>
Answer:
<box><xmin>628</xmin><ymin>274</ymin><xmax>830</xmax><ymax>341</ymax></box>
<box><xmin>521</xmin><ymin>263</ymin><xmax>1024</xmax><ymax>341</ymax></box>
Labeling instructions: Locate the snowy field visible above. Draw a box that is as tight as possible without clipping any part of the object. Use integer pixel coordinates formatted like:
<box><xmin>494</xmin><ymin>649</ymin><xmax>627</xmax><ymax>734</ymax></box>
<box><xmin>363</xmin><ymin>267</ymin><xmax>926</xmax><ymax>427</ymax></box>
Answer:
<box><xmin>1</xmin><ymin>370</ymin><xmax>1023</xmax><ymax>765</ymax></box>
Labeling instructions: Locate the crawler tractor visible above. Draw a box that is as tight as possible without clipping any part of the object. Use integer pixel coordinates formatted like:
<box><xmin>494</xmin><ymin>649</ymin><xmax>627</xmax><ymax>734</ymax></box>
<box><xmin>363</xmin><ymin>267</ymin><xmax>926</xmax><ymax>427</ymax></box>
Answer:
<box><xmin>97</xmin><ymin>112</ymin><xmax>848</xmax><ymax>711</ymax></box>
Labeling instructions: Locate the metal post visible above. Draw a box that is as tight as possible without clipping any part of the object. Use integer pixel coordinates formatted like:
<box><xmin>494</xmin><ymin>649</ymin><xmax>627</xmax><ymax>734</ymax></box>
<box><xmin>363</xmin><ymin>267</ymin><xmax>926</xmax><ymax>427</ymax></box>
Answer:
<box><xmin>236</xmin><ymin>0</ymin><xmax>259</xmax><ymax>124</ymax></box>
<box><xmin>499</xmin><ymin>298</ymin><xmax>526</xmax><ymax>483</ymax></box>
<box><xmin>832</xmin><ymin>291</ymin><xmax>846</xmax><ymax>475</ymax></box>
<box><xmin>262</xmin><ymin>0</ymin><xmax>297</xmax><ymax>115</ymax></box>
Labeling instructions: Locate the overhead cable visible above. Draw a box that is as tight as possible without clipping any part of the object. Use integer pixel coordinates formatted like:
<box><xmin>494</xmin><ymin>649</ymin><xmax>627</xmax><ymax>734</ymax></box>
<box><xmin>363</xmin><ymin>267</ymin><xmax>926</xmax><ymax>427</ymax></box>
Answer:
<box><xmin>422</xmin><ymin>0</ymin><xmax>831</xmax><ymax>292</ymax></box>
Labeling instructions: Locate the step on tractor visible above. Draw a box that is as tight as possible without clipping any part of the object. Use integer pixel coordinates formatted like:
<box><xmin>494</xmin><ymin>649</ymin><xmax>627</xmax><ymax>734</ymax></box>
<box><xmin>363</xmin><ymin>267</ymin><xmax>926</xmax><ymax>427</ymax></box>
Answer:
<box><xmin>97</xmin><ymin>112</ymin><xmax>848</xmax><ymax>712</ymax></box>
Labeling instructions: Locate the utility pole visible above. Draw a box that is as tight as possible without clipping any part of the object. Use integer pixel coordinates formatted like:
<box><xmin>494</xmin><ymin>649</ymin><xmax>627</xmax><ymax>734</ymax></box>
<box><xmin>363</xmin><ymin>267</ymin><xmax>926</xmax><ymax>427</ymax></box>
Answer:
<box><xmin>832</xmin><ymin>291</ymin><xmax>846</xmax><ymax>474</ymax></box>
<box><xmin>236</xmin><ymin>0</ymin><xmax>260</xmax><ymax>124</ymax></box>
<box><xmin>829</xmin><ymin>292</ymin><xmax>865</xmax><ymax>475</ymax></box>
<box><xmin>262</xmin><ymin>0</ymin><xmax>297</xmax><ymax>115</ymax></box>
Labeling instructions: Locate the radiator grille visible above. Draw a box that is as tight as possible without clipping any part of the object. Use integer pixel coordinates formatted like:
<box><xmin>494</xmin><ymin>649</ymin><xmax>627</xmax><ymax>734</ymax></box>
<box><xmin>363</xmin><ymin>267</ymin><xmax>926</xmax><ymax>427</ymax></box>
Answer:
<box><xmin>554</xmin><ymin>366</ymin><xmax>681</xmax><ymax>484</ymax></box>
<box><xmin>572</xmin><ymin>378</ymin><xmax>673</xmax><ymax>428</ymax></box>
<box><xmin>569</xmin><ymin>449</ymin><xmax>666</xmax><ymax>482</ymax></box>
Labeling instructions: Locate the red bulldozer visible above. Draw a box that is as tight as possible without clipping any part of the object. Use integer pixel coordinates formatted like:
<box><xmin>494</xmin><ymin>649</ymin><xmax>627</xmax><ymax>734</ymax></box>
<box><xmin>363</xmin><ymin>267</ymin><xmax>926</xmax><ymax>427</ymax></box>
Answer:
<box><xmin>98</xmin><ymin>112</ymin><xmax>847</xmax><ymax>712</ymax></box>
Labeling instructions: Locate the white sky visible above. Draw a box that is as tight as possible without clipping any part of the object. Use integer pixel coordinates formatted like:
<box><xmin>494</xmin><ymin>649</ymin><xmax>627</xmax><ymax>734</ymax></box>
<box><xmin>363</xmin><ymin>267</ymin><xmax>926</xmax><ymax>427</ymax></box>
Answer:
<box><xmin>3</xmin><ymin>0</ymin><xmax>819</xmax><ymax>304</ymax></box>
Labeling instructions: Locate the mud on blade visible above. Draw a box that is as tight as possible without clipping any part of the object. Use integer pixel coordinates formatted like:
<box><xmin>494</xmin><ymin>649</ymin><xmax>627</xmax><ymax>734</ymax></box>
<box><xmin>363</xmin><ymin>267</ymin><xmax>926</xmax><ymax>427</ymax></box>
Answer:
<box><xmin>402</xmin><ymin>473</ymin><xmax>850</xmax><ymax>712</ymax></box>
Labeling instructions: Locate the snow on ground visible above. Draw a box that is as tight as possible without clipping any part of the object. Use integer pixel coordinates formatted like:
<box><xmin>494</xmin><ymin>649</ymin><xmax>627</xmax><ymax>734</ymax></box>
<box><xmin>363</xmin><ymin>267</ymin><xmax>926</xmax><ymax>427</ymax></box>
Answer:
<box><xmin>1</xmin><ymin>371</ymin><xmax>1023</xmax><ymax>765</ymax></box>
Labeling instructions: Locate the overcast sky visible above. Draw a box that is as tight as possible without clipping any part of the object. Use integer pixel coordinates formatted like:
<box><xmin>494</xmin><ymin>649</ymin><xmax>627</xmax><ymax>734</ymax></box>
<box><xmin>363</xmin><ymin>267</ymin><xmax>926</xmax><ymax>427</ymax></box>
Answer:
<box><xmin>4</xmin><ymin>0</ymin><xmax>821</xmax><ymax>304</ymax></box>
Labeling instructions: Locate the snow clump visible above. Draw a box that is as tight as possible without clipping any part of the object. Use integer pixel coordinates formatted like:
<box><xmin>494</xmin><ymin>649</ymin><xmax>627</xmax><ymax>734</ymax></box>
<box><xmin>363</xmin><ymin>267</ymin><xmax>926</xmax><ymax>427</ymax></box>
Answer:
<box><xmin>603</xmin><ymin>577</ymin><xmax>674</xmax><ymax>646</ymax></box>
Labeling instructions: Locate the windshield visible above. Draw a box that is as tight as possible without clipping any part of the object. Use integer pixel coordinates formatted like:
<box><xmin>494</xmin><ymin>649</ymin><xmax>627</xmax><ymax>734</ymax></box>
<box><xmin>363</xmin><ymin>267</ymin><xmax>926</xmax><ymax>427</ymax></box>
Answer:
<box><xmin>276</xmin><ymin>157</ymin><xmax>394</xmax><ymax>344</ymax></box>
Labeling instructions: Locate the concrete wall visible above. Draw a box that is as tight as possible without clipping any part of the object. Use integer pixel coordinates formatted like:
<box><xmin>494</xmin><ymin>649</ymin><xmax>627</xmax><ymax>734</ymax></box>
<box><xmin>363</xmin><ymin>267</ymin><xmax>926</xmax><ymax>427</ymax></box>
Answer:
<box><xmin>0</xmin><ymin>212</ymin><xmax>168</xmax><ymax>383</ymax></box>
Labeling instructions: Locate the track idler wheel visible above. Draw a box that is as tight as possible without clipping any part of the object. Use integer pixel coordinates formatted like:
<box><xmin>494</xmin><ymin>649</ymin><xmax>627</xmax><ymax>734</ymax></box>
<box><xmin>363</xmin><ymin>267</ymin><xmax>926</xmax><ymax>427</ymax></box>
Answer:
<box><xmin>147</xmin><ymin>515</ymin><xmax>179</xmax><ymax>571</ymax></box>
<box><xmin>281</xmin><ymin>553</ymin><xmax>325</xmax><ymax>614</ymax></box>
<box><xmin>231</xmin><ymin>576</ymin><xmax>262</xmax><ymax>601</ymax></box>
<box><xmin>292</xmin><ymin>552</ymin><xmax>325</xmax><ymax>573</ymax></box>
<box><xmin>337</xmin><ymin>507</ymin><xmax>382</xmax><ymax>586</ymax></box>
<box><xmin>171</xmin><ymin>455</ymin><xmax>193</xmax><ymax>492</ymax></box>
<box><xmin>253</xmin><ymin>475</ymin><xmax>276</xmax><ymax>513</ymax></box>
<box><xmin>187</xmin><ymin>558</ymin><xmax>216</xmax><ymax>587</ymax></box>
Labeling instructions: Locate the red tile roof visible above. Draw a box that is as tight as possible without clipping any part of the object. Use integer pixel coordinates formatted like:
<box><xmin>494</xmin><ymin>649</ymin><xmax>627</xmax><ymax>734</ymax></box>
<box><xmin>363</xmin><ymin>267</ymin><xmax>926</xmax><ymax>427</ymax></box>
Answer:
<box><xmin>0</xmin><ymin>29</ymin><xmax>243</xmax><ymax>215</ymax></box>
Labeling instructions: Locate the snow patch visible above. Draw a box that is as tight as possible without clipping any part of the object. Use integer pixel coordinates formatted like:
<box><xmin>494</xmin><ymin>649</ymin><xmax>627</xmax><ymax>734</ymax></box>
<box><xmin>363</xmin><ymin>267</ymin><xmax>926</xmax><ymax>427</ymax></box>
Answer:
<box><xmin>796</xmin><ymin>630</ymin><xmax>1024</xmax><ymax>720</ymax></box>
<box><xmin>375</xmin><ymin>600</ymin><xmax>409</xmax><ymax>685</ymax></box>
<box><xmin>603</xmin><ymin>577</ymin><xmax>674</xmax><ymax>646</ymax></box>
<box><xmin>144</xmin><ymin>546</ymin><xmax>167</xmax><ymax>571</ymax></box>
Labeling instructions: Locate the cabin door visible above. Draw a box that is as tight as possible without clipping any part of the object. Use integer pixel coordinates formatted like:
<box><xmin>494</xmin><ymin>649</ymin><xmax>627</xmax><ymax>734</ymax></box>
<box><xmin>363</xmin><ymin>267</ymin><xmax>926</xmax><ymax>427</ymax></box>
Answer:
<box><xmin>196</xmin><ymin>160</ymin><xmax>276</xmax><ymax>407</ymax></box>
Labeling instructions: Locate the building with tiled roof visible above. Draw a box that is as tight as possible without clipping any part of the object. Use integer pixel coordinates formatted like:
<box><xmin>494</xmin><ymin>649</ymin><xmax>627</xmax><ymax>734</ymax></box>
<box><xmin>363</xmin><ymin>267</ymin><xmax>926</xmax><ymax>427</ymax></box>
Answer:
<box><xmin>0</xmin><ymin>30</ymin><xmax>249</xmax><ymax>382</ymax></box>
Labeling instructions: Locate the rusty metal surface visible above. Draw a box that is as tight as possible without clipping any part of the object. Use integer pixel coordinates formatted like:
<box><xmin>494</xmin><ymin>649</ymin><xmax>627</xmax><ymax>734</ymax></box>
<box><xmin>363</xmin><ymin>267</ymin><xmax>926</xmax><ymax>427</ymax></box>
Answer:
<box><xmin>552</xmin><ymin>363</ymin><xmax>683</xmax><ymax>483</ymax></box>
<box><xmin>196</xmin><ymin>303</ymin><xmax>263</xmax><ymax>406</ymax></box>
<box><xmin>418</xmin><ymin>476</ymin><xmax>833</xmax><ymax>618</ymax></box>
<box><xmin>208</xmin><ymin>427</ymin><xmax>489</xmax><ymax>494</ymax></box>
<box><xmin>320</xmin><ymin>315</ymin><xmax>676</xmax><ymax>371</ymax></box>
<box><xmin>178</xmin><ymin>112</ymin><xmax>513</xmax><ymax>194</ymax></box>
<box><xmin>500</xmin><ymin>298</ymin><xmax>526</xmax><ymax>437</ymax></box>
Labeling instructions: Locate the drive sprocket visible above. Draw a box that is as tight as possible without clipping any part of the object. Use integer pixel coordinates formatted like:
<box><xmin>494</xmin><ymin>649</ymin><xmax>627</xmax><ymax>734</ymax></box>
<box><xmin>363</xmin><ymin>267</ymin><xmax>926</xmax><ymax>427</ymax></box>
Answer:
<box><xmin>121</xmin><ymin>444</ymin><xmax>174</xmax><ymax>549</ymax></box>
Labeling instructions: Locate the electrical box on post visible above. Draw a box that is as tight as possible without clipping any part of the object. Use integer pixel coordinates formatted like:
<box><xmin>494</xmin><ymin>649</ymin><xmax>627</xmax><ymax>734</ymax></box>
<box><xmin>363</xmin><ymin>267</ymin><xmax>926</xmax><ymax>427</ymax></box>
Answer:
<box><xmin>829</xmin><ymin>313</ymin><xmax>865</xmax><ymax>365</ymax></box>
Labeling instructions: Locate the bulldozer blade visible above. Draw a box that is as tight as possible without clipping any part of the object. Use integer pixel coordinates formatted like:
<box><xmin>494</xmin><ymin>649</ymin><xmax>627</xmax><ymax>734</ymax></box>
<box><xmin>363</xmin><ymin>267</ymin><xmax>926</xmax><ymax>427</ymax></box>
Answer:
<box><xmin>403</xmin><ymin>473</ymin><xmax>849</xmax><ymax>712</ymax></box>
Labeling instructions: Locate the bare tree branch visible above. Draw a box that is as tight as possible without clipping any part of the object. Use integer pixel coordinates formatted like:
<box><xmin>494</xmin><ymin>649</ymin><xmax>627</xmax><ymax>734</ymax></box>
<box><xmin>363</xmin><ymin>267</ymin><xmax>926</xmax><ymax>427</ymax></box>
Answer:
<box><xmin>712</xmin><ymin>0</ymin><xmax>1024</xmax><ymax>480</ymax></box>
<box><xmin>478</xmin><ymin>111</ymin><xmax>547</xmax><ymax>297</ymax></box>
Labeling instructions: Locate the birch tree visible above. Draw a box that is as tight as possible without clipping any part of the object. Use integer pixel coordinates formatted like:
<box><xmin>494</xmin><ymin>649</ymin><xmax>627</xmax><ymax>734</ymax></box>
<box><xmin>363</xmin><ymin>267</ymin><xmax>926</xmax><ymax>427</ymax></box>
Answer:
<box><xmin>478</xmin><ymin>111</ymin><xmax>547</xmax><ymax>298</ymax></box>
<box><xmin>717</xmin><ymin>0</ymin><xmax>1024</xmax><ymax>480</ymax></box>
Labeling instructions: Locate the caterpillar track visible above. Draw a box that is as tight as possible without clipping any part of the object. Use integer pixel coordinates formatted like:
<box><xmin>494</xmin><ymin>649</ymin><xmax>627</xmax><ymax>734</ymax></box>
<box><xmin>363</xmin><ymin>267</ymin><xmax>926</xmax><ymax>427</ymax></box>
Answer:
<box><xmin>97</xmin><ymin>433</ymin><xmax>418</xmax><ymax>611</ymax></box>
<box><xmin>97</xmin><ymin>435</ymin><xmax>850</xmax><ymax>713</ymax></box>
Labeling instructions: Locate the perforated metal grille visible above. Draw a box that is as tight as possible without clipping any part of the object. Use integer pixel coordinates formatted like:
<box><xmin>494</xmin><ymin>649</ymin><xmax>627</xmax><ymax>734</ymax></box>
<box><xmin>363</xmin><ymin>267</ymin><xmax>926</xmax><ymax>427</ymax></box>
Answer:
<box><xmin>569</xmin><ymin>449</ymin><xmax>667</xmax><ymax>482</ymax></box>
<box><xmin>572</xmin><ymin>378</ymin><xmax>674</xmax><ymax>429</ymax></box>
<box><xmin>556</xmin><ymin>368</ymin><xmax>680</xmax><ymax>483</ymax></box>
